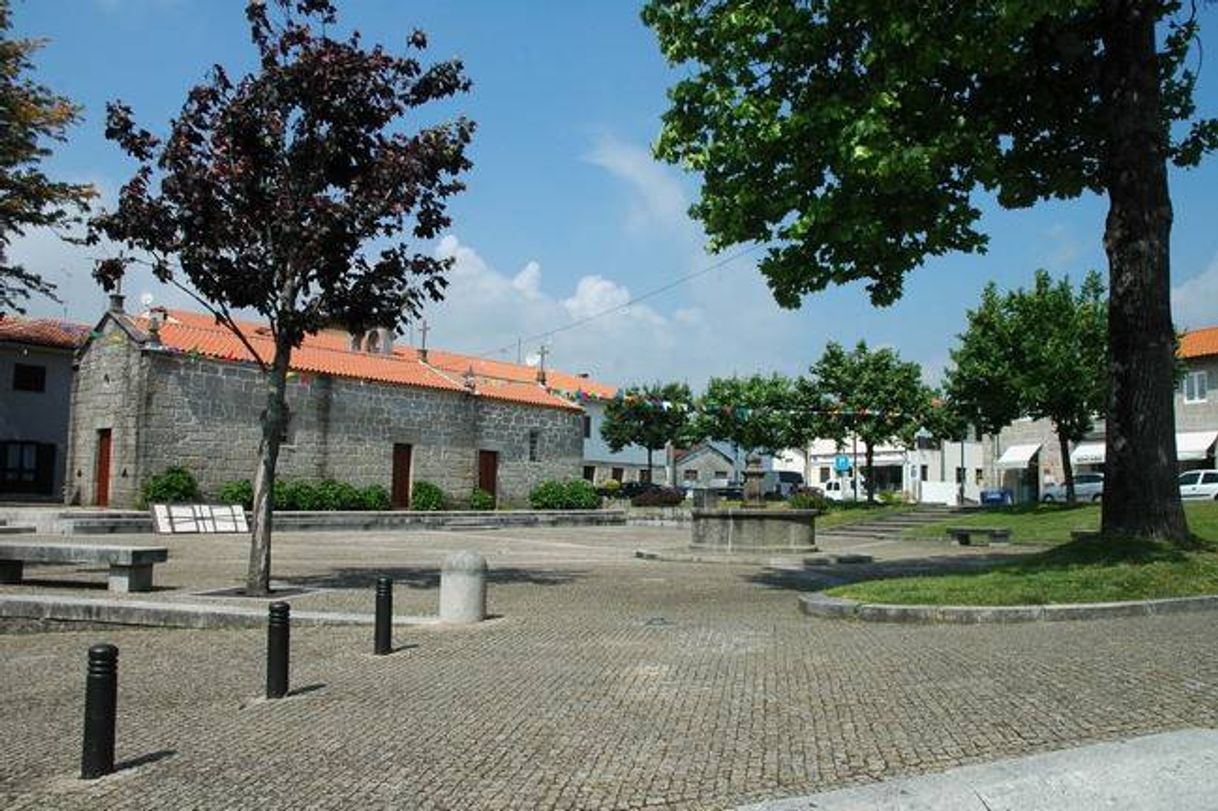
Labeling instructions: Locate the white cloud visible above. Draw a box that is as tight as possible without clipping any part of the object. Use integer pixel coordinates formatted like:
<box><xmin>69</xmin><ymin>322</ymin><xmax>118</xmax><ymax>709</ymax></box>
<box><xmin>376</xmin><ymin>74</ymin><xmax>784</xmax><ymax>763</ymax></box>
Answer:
<box><xmin>1172</xmin><ymin>252</ymin><xmax>1218</xmax><ymax>330</ymax></box>
<box><xmin>562</xmin><ymin>276</ymin><xmax>631</xmax><ymax>320</ymax></box>
<box><xmin>511</xmin><ymin>261</ymin><xmax>543</xmax><ymax>299</ymax></box>
<box><xmin>584</xmin><ymin>135</ymin><xmax>690</xmax><ymax>234</ymax></box>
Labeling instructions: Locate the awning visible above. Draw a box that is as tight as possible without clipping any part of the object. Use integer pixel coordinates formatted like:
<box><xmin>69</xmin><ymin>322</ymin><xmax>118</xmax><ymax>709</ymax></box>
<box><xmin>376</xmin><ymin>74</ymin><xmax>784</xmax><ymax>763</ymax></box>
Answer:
<box><xmin>1070</xmin><ymin>442</ymin><xmax>1106</xmax><ymax>465</ymax></box>
<box><xmin>996</xmin><ymin>443</ymin><xmax>1041</xmax><ymax>469</ymax></box>
<box><xmin>1178</xmin><ymin>431</ymin><xmax>1218</xmax><ymax>462</ymax></box>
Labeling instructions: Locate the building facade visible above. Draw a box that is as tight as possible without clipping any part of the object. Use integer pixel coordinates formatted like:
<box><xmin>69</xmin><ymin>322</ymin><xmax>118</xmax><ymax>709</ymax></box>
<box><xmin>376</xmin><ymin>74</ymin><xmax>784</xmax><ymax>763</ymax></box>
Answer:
<box><xmin>0</xmin><ymin>317</ymin><xmax>88</xmax><ymax>500</ymax></box>
<box><xmin>65</xmin><ymin>305</ymin><xmax>584</xmax><ymax>509</ymax></box>
<box><xmin>989</xmin><ymin>324</ymin><xmax>1218</xmax><ymax>502</ymax></box>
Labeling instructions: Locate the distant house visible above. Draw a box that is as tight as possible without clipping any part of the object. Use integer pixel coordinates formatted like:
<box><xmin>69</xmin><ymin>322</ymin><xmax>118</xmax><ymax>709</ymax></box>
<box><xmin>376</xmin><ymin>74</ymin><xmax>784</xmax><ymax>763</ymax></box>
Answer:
<box><xmin>0</xmin><ymin>316</ymin><xmax>89</xmax><ymax>500</ymax></box>
<box><xmin>990</xmin><ymin>324</ymin><xmax>1218</xmax><ymax>502</ymax></box>
<box><xmin>675</xmin><ymin>444</ymin><xmax>736</xmax><ymax>489</ymax></box>
<box><xmin>65</xmin><ymin>300</ymin><xmax>585</xmax><ymax>508</ymax></box>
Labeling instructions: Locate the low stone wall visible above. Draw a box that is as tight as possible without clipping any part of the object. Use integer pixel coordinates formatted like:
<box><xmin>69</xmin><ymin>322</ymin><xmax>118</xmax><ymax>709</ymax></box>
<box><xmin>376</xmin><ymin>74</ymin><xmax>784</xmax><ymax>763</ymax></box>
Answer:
<box><xmin>39</xmin><ymin>508</ymin><xmax>627</xmax><ymax>535</ymax></box>
<box><xmin>690</xmin><ymin>508</ymin><xmax>818</xmax><ymax>552</ymax></box>
<box><xmin>626</xmin><ymin>507</ymin><xmax>691</xmax><ymax>527</ymax></box>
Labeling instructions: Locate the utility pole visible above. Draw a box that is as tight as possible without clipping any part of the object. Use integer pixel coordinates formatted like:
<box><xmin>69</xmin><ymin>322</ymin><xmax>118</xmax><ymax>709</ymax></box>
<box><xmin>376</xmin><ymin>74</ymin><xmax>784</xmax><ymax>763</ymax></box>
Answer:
<box><xmin>535</xmin><ymin>344</ymin><xmax>548</xmax><ymax>385</ymax></box>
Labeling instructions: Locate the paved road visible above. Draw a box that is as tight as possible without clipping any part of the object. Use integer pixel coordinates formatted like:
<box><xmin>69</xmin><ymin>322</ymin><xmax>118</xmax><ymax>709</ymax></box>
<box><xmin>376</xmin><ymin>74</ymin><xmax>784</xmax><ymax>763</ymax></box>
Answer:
<box><xmin>2</xmin><ymin>525</ymin><xmax>1215</xmax><ymax>809</ymax></box>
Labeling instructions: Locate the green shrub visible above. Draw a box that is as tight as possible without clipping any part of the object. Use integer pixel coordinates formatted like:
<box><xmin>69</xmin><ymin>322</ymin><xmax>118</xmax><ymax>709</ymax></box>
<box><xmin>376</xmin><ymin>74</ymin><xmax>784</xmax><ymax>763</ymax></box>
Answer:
<box><xmin>140</xmin><ymin>466</ymin><xmax>200</xmax><ymax>508</ymax></box>
<box><xmin>879</xmin><ymin>489</ymin><xmax>904</xmax><ymax>505</ymax></box>
<box><xmin>217</xmin><ymin>479</ymin><xmax>254</xmax><ymax>510</ymax></box>
<box><xmin>360</xmin><ymin>484</ymin><xmax>390</xmax><ymax>511</ymax></box>
<box><xmin>600</xmin><ymin>478</ymin><xmax>621</xmax><ymax>496</ymax></box>
<box><xmin>411</xmin><ymin>480</ymin><xmax>446</xmax><ymax>511</ymax></box>
<box><xmin>469</xmin><ymin>487</ymin><xmax>496</xmax><ymax>511</ymax></box>
<box><xmin>563</xmin><ymin>479</ymin><xmax>600</xmax><ymax>509</ymax></box>
<box><xmin>631</xmin><ymin>486</ymin><xmax>685</xmax><ymax>507</ymax></box>
<box><xmin>531</xmin><ymin>479</ymin><xmax>600</xmax><ymax>510</ymax></box>
<box><xmin>315</xmin><ymin>479</ymin><xmax>363</xmax><ymax>511</ymax></box>
<box><xmin>788</xmin><ymin>490</ymin><xmax>831</xmax><ymax>511</ymax></box>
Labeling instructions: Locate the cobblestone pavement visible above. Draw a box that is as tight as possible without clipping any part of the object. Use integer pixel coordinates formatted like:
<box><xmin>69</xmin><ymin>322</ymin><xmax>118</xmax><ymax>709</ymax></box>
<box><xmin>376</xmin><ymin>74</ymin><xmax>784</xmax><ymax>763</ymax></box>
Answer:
<box><xmin>2</xmin><ymin>526</ymin><xmax>1217</xmax><ymax>809</ymax></box>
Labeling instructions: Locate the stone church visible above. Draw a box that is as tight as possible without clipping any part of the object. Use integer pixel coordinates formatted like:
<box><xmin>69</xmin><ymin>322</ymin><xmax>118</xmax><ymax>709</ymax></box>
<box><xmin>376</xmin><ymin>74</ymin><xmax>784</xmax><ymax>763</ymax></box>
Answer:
<box><xmin>65</xmin><ymin>297</ymin><xmax>584</xmax><ymax>509</ymax></box>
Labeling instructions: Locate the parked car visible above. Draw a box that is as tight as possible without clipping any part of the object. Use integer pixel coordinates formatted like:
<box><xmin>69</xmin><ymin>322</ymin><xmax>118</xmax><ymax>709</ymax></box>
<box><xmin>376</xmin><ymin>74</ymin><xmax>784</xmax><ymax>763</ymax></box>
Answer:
<box><xmin>619</xmin><ymin>481</ymin><xmax>662</xmax><ymax>499</ymax></box>
<box><xmin>1041</xmin><ymin>472</ymin><xmax>1104</xmax><ymax>502</ymax></box>
<box><xmin>1179</xmin><ymin>469</ymin><xmax>1218</xmax><ymax>500</ymax></box>
<box><xmin>771</xmin><ymin>470</ymin><xmax>804</xmax><ymax>498</ymax></box>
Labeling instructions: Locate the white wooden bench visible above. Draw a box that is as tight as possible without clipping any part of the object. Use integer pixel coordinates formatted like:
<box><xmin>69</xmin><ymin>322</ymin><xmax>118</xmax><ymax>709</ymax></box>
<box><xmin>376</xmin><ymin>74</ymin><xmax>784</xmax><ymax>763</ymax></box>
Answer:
<box><xmin>150</xmin><ymin>503</ymin><xmax>248</xmax><ymax>534</ymax></box>
<box><xmin>0</xmin><ymin>542</ymin><xmax>169</xmax><ymax>592</ymax></box>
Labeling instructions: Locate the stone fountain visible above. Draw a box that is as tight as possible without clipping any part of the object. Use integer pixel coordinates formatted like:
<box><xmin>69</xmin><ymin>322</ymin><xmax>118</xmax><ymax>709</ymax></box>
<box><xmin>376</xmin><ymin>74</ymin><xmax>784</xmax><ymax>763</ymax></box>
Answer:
<box><xmin>689</xmin><ymin>455</ymin><xmax>818</xmax><ymax>553</ymax></box>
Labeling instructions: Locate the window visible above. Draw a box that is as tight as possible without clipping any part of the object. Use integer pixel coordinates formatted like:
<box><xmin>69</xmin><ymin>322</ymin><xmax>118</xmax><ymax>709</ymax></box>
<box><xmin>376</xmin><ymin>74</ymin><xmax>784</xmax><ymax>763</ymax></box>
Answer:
<box><xmin>639</xmin><ymin>468</ymin><xmax>652</xmax><ymax>483</ymax></box>
<box><xmin>955</xmin><ymin>467</ymin><xmax>965</xmax><ymax>484</ymax></box>
<box><xmin>12</xmin><ymin>363</ymin><xmax>46</xmax><ymax>392</ymax></box>
<box><xmin>1203</xmin><ymin>472</ymin><xmax>1218</xmax><ymax>485</ymax></box>
<box><xmin>1179</xmin><ymin>471</ymin><xmax>1201</xmax><ymax>486</ymax></box>
<box><xmin>582</xmin><ymin>415</ymin><xmax>591</xmax><ymax>439</ymax></box>
<box><xmin>582</xmin><ymin>465</ymin><xmax>595</xmax><ymax>481</ymax></box>
<box><xmin>714</xmin><ymin>470</ymin><xmax>729</xmax><ymax>480</ymax></box>
<box><xmin>920</xmin><ymin>465</ymin><xmax>929</xmax><ymax>482</ymax></box>
<box><xmin>528</xmin><ymin>430</ymin><xmax>540</xmax><ymax>462</ymax></box>
<box><xmin>0</xmin><ymin>441</ymin><xmax>54</xmax><ymax>494</ymax></box>
<box><xmin>611</xmin><ymin>467</ymin><xmax>624</xmax><ymax>482</ymax></box>
<box><xmin>819</xmin><ymin>466</ymin><xmax>831</xmax><ymax>483</ymax></box>
<box><xmin>683</xmin><ymin>469</ymin><xmax>699</xmax><ymax>482</ymax></box>
<box><xmin>1183</xmin><ymin>371</ymin><xmax>1208</xmax><ymax>403</ymax></box>
<box><xmin>975</xmin><ymin>468</ymin><xmax>984</xmax><ymax>485</ymax></box>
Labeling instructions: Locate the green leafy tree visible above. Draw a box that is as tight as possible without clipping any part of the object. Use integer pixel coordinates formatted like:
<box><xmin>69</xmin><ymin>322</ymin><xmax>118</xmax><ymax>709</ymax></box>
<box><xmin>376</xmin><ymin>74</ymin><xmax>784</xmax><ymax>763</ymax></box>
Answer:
<box><xmin>950</xmin><ymin>270</ymin><xmax>1108</xmax><ymax>503</ymax></box>
<box><xmin>692</xmin><ymin>373</ymin><xmax>805</xmax><ymax>461</ymax></box>
<box><xmin>807</xmin><ymin>342</ymin><xmax>932</xmax><ymax>502</ymax></box>
<box><xmin>600</xmin><ymin>382</ymin><xmax>693</xmax><ymax>481</ymax></box>
<box><xmin>0</xmin><ymin>0</ymin><xmax>95</xmax><ymax>314</ymax></box>
<box><xmin>91</xmin><ymin>0</ymin><xmax>474</xmax><ymax>594</ymax></box>
<box><xmin>643</xmin><ymin>1</ymin><xmax>1216</xmax><ymax>541</ymax></box>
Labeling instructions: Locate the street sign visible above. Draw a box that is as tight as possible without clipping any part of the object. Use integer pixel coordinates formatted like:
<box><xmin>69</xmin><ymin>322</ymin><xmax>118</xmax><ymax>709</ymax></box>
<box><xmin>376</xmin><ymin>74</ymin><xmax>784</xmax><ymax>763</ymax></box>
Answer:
<box><xmin>833</xmin><ymin>454</ymin><xmax>851</xmax><ymax>473</ymax></box>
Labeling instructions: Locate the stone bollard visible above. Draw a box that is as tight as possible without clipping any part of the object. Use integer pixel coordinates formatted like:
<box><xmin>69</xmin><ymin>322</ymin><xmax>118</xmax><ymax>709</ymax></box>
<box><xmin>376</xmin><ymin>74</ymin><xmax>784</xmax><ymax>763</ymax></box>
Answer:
<box><xmin>439</xmin><ymin>551</ymin><xmax>487</xmax><ymax>623</ymax></box>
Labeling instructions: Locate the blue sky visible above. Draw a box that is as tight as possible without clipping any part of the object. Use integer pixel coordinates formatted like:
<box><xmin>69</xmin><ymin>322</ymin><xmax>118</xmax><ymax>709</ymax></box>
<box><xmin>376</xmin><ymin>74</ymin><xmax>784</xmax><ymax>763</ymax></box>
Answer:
<box><xmin>10</xmin><ymin>0</ymin><xmax>1218</xmax><ymax>388</ymax></box>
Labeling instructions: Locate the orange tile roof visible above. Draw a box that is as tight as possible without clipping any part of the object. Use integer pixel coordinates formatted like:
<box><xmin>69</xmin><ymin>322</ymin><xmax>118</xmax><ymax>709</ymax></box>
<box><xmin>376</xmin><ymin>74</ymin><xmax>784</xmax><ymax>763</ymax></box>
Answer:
<box><xmin>0</xmin><ymin>315</ymin><xmax>90</xmax><ymax>349</ymax></box>
<box><xmin>121</xmin><ymin>309</ymin><xmax>585</xmax><ymax>412</ymax></box>
<box><xmin>1180</xmin><ymin>326</ymin><xmax>1218</xmax><ymax>359</ymax></box>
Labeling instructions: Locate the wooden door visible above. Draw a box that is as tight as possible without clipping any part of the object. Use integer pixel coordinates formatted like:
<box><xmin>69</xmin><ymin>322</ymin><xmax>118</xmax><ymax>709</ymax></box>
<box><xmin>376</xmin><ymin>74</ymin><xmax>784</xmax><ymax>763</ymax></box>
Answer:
<box><xmin>478</xmin><ymin>450</ymin><xmax>498</xmax><ymax>500</ymax></box>
<box><xmin>391</xmin><ymin>443</ymin><xmax>412</xmax><ymax>509</ymax></box>
<box><xmin>95</xmin><ymin>429</ymin><xmax>112</xmax><ymax>507</ymax></box>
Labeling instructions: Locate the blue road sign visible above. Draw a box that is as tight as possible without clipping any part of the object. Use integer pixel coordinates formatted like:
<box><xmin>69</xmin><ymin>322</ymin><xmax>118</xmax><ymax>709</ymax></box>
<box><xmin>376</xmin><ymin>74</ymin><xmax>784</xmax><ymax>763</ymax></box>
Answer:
<box><xmin>833</xmin><ymin>454</ymin><xmax>851</xmax><ymax>473</ymax></box>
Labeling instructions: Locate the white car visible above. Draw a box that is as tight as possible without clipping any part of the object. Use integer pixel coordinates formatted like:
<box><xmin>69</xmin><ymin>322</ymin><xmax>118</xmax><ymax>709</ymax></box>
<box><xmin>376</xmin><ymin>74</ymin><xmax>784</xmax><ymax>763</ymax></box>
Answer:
<box><xmin>823</xmin><ymin>478</ymin><xmax>866</xmax><ymax>502</ymax></box>
<box><xmin>1179</xmin><ymin>469</ymin><xmax>1218</xmax><ymax>501</ymax></box>
<box><xmin>1041</xmin><ymin>472</ymin><xmax>1104</xmax><ymax>502</ymax></box>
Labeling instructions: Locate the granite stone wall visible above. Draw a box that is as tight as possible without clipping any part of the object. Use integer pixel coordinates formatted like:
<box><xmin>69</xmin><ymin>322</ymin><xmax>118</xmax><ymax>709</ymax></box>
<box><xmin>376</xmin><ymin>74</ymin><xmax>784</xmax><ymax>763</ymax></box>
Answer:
<box><xmin>67</xmin><ymin>323</ymin><xmax>583</xmax><ymax>508</ymax></box>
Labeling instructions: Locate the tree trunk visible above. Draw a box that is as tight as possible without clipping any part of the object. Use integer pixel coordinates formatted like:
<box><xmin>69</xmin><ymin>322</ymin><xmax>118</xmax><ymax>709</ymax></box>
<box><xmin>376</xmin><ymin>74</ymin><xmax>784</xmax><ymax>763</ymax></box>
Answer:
<box><xmin>864</xmin><ymin>442</ymin><xmax>876</xmax><ymax>503</ymax></box>
<box><xmin>246</xmin><ymin>337</ymin><xmax>293</xmax><ymax>595</ymax></box>
<box><xmin>1098</xmin><ymin>0</ymin><xmax>1189</xmax><ymax>542</ymax></box>
<box><xmin>1057</xmin><ymin>429</ymin><xmax>1076</xmax><ymax>505</ymax></box>
<box><xmin>646</xmin><ymin>446</ymin><xmax>653</xmax><ymax>483</ymax></box>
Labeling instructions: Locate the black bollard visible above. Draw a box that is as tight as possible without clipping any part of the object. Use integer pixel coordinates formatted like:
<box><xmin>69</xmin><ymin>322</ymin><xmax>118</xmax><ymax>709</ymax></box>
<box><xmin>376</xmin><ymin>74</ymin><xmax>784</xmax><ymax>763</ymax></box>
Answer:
<box><xmin>81</xmin><ymin>643</ymin><xmax>118</xmax><ymax>779</ymax></box>
<box><xmin>266</xmin><ymin>601</ymin><xmax>290</xmax><ymax>699</ymax></box>
<box><xmin>374</xmin><ymin>576</ymin><xmax>393</xmax><ymax>655</ymax></box>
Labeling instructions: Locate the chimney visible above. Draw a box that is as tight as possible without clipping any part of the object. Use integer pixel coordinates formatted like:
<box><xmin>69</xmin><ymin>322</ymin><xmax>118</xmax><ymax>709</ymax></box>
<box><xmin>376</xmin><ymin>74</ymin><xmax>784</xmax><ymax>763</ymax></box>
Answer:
<box><xmin>147</xmin><ymin>307</ymin><xmax>167</xmax><ymax>346</ymax></box>
<box><xmin>108</xmin><ymin>292</ymin><xmax>125</xmax><ymax>314</ymax></box>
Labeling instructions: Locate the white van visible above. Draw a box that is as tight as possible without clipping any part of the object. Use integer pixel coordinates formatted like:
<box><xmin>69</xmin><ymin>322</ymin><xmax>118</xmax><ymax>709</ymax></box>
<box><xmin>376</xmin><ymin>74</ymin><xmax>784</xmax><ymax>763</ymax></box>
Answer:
<box><xmin>823</xmin><ymin>478</ymin><xmax>865</xmax><ymax>501</ymax></box>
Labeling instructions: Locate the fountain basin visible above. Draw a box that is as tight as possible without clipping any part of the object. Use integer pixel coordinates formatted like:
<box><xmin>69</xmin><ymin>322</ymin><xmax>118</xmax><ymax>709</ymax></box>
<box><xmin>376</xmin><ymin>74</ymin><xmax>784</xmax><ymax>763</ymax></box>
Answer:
<box><xmin>690</xmin><ymin>508</ymin><xmax>818</xmax><ymax>553</ymax></box>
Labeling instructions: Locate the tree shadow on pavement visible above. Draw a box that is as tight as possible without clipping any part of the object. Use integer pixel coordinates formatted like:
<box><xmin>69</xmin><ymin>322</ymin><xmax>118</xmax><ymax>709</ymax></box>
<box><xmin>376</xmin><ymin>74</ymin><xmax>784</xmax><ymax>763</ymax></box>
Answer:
<box><xmin>285</xmin><ymin>566</ymin><xmax>587</xmax><ymax>590</ymax></box>
<box><xmin>746</xmin><ymin>552</ymin><xmax>1029</xmax><ymax>593</ymax></box>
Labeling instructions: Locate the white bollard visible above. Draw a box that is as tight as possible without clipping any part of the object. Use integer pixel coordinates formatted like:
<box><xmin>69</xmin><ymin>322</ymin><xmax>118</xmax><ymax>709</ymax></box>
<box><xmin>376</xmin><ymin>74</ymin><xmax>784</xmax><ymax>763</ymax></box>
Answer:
<box><xmin>439</xmin><ymin>551</ymin><xmax>487</xmax><ymax>623</ymax></box>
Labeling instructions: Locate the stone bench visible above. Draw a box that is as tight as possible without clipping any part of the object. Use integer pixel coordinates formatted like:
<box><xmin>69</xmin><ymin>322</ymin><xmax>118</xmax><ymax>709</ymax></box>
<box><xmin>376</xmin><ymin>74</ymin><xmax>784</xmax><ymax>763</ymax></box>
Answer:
<box><xmin>0</xmin><ymin>542</ymin><xmax>169</xmax><ymax>592</ymax></box>
<box><xmin>947</xmin><ymin>527</ymin><xmax>1011</xmax><ymax>546</ymax></box>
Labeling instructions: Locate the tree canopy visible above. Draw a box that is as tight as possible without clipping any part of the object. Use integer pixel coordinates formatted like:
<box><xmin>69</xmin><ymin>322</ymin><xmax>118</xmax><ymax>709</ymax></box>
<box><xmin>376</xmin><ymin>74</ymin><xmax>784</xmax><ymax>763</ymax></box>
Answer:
<box><xmin>692</xmin><ymin>373</ymin><xmax>805</xmax><ymax>458</ymax></box>
<box><xmin>949</xmin><ymin>270</ymin><xmax>1108</xmax><ymax>502</ymax></box>
<box><xmin>600</xmin><ymin>382</ymin><xmax>693</xmax><ymax>478</ymax></box>
<box><xmin>91</xmin><ymin>0</ymin><xmax>474</xmax><ymax>592</ymax></box>
<box><xmin>806</xmin><ymin>341</ymin><xmax>932</xmax><ymax>500</ymax></box>
<box><xmin>0</xmin><ymin>0</ymin><xmax>95</xmax><ymax>314</ymax></box>
<box><xmin>644</xmin><ymin>0</ymin><xmax>1214</xmax><ymax>540</ymax></box>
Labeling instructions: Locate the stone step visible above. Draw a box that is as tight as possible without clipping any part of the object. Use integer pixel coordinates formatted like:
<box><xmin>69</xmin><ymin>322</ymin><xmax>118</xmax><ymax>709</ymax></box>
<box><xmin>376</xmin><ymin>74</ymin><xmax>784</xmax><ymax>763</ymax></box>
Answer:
<box><xmin>0</xmin><ymin>525</ymin><xmax>37</xmax><ymax>535</ymax></box>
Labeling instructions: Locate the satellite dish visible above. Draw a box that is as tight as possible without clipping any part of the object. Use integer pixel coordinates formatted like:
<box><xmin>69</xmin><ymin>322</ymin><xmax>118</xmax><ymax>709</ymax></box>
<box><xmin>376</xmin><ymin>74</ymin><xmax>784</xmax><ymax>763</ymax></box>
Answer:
<box><xmin>525</xmin><ymin>354</ymin><xmax>540</xmax><ymax>367</ymax></box>
<box><xmin>139</xmin><ymin>292</ymin><xmax>155</xmax><ymax>308</ymax></box>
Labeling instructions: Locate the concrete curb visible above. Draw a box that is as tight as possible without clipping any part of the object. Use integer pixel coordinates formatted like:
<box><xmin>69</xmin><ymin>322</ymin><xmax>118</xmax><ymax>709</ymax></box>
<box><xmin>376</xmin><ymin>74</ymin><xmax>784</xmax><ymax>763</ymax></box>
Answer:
<box><xmin>798</xmin><ymin>591</ymin><xmax>1218</xmax><ymax>624</ymax></box>
<box><xmin>0</xmin><ymin>594</ymin><xmax>440</xmax><ymax>630</ymax></box>
<box><xmin>635</xmin><ymin>548</ymin><xmax>873</xmax><ymax>567</ymax></box>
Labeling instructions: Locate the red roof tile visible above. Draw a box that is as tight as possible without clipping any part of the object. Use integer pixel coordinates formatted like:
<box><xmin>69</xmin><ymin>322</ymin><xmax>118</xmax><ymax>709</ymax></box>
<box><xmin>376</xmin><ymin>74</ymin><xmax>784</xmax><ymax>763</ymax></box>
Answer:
<box><xmin>124</xmin><ymin>310</ymin><xmax>584</xmax><ymax>411</ymax></box>
<box><xmin>0</xmin><ymin>316</ymin><xmax>90</xmax><ymax>349</ymax></box>
<box><xmin>1180</xmin><ymin>326</ymin><xmax>1218</xmax><ymax>359</ymax></box>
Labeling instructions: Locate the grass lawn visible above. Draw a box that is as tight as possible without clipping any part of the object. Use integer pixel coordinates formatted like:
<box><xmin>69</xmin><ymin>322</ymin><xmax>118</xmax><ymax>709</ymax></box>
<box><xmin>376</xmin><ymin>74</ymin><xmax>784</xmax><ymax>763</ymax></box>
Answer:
<box><xmin>827</xmin><ymin>501</ymin><xmax>1218</xmax><ymax>606</ymax></box>
<box><xmin>901</xmin><ymin>502</ymin><xmax>1102</xmax><ymax>544</ymax></box>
